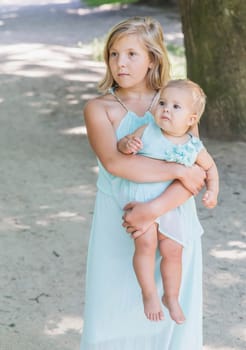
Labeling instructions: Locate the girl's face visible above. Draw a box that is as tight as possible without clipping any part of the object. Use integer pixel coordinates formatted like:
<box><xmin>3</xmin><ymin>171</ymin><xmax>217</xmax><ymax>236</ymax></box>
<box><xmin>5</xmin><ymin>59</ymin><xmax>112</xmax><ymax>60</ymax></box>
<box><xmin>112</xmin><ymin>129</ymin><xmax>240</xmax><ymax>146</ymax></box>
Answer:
<box><xmin>154</xmin><ymin>87</ymin><xmax>197</xmax><ymax>136</ymax></box>
<box><xmin>108</xmin><ymin>34</ymin><xmax>153</xmax><ymax>89</ymax></box>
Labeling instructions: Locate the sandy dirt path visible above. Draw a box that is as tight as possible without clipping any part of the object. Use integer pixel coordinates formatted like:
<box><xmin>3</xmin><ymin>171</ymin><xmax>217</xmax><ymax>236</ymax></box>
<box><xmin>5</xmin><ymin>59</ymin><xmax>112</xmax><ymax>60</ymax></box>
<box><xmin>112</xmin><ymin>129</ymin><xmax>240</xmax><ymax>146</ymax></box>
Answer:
<box><xmin>0</xmin><ymin>1</ymin><xmax>245</xmax><ymax>349</ymax></box>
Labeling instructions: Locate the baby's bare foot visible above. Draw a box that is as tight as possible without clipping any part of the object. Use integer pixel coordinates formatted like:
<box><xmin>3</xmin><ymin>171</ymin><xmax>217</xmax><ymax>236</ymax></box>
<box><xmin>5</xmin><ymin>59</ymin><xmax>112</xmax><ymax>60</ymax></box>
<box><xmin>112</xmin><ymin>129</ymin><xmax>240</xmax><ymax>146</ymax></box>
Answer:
<box><xmin>143</xmin><ymin>292</ymin><xmax>164</xmax><ymax>322</ymax></box>
<box><xmin>162</xmin><ymin>295</ymin><xmax>185</xmax><ymax>324</ymax></box>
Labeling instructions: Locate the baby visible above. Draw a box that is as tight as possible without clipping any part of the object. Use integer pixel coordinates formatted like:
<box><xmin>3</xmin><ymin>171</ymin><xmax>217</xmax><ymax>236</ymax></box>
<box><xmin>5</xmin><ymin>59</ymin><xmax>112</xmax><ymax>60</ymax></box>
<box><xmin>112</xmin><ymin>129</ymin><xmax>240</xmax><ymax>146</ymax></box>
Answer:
<box><xmin>116</xmin><ymin>79</ymin><xmax>219</xmax><ymax>323</ymax></box>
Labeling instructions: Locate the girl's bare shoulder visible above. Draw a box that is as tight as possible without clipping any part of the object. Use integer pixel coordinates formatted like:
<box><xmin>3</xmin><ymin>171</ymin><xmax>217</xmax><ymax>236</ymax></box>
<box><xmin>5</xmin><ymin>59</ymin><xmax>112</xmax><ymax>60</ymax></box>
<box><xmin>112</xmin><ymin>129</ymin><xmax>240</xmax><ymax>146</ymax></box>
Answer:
<box><xmin>83</xmin><ymin>93</ymin><xmax>124</xmax><ymax>128</ymax></box>
<box><xmin>84</xmin><ymin>93</ymin><xmax>115</xmax><ymax>111</ymax></box>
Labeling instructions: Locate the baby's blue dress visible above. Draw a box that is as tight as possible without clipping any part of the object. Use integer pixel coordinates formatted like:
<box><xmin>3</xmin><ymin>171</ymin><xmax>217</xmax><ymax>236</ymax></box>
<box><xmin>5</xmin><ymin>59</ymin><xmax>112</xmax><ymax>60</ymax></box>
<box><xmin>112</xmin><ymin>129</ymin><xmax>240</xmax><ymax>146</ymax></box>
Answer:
<box><xmin>112</xmin><ymin>120</ymin><xmax>204</xmax><ymax>247</ymax></box>
<box><xmin>80</xmin><ymin>98</ymin><xmax>203</xmax><ymax>350</ymax></box>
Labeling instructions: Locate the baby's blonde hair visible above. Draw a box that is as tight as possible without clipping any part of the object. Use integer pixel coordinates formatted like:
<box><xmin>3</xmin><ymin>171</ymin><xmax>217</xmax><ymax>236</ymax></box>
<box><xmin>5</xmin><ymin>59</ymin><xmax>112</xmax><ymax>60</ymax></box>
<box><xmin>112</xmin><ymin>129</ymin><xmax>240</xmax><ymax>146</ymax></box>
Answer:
<box><xmin>163</xmin><ymin>79</ymin><xmax>206</xmax><ymax>120</ymax></box>
<box><xmin>98</xmin><ymin>16</ymin><xmax>170</xmax><ymax>93</ymax></box>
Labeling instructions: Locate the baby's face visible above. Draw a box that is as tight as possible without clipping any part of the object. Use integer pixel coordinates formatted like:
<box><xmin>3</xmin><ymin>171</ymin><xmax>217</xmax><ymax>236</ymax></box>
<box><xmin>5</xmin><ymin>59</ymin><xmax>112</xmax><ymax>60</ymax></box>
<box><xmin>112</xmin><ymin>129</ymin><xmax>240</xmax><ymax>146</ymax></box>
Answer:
<box><xmin>154</xmin><ymin>87</ymin><xmax>196</xmax><ymax>136</ymax></box>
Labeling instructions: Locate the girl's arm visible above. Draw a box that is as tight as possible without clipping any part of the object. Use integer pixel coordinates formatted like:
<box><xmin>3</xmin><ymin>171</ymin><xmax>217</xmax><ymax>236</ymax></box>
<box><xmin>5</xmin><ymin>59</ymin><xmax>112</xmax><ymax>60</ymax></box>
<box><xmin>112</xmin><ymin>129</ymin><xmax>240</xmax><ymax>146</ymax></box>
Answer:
<box><xmin>123</xmin><ymin>180</ymin><xmax>191</xmax><ymax>238</ymax></box>
<box><xmin>84</xmin><ymin>99</ymin><xmax>206</xmax><ymax>194</ymax></box>
<box><xmin>123</xmin><ymin>148</ymin><xmax>219</xmax><ymax>237</ymax></box>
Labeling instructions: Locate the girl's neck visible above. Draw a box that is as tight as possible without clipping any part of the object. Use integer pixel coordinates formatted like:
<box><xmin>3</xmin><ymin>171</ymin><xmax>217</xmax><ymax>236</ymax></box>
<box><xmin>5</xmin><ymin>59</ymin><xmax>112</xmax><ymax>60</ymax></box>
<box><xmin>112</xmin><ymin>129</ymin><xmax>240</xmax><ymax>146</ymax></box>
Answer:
<box><xmin>114</xmin><ymin>87</ymin><xmax>158</xmax><ymax>116</ymax></box>
<box><xmin>115</xmin><ymin>86</ymin><xmax>155</xmax><ymax>99</ymax></box>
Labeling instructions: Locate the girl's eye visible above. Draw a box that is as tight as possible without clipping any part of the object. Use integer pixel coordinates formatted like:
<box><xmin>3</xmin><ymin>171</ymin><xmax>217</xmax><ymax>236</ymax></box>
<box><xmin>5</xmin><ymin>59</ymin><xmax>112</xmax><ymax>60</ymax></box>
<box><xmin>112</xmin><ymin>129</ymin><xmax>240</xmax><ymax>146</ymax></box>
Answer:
<box><xmin>129</xmin><ymin>51</ymin><xmax>136</xmax><ymax>57</ymax></box>
<box><xmin>159</xmin><ymin>100</ymin><xmax>165</xmax><ymax>106</ymax></box>
<box><xmin>109</xmin><ymin>52</ymin><xmax>117</xmax><ymax>57</ymax></box>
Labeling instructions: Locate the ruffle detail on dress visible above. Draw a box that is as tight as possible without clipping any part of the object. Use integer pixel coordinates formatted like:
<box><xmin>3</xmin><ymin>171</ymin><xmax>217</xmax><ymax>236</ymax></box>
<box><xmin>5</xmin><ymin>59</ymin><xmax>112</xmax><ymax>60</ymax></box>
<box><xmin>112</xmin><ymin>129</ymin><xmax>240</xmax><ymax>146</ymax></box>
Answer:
<box><xmin>162</xmin><ymin>136</ymin><xmax>204</xmax><ymax>167</ymax></box>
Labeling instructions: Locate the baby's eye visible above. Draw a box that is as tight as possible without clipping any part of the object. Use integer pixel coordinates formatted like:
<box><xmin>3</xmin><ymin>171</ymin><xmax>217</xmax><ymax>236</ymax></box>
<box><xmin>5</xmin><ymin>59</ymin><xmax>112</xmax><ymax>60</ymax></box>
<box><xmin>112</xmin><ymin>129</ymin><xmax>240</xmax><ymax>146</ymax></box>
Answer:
<box><xmin>159</xmin><ymin>100</ymin><xmax>165</xmax><ymax>106</ymax></box>
<box><xmin>174</xmin><ymin>104</ymin><xmax>181</xmax><ymax>109</ymax></box>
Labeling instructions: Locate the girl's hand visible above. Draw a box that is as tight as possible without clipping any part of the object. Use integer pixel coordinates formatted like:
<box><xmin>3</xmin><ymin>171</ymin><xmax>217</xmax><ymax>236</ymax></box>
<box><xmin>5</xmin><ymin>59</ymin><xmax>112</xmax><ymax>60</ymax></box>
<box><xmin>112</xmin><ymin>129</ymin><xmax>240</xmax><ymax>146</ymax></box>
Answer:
<box><xmin>122</xmin><ymin>201</ymin><xmax>156</xmax><ymax>239</ymax></box>
<box><xmin>179</xmin><ymin>164</ymin><xmax>206</xmax><ymax>195</ymax></box>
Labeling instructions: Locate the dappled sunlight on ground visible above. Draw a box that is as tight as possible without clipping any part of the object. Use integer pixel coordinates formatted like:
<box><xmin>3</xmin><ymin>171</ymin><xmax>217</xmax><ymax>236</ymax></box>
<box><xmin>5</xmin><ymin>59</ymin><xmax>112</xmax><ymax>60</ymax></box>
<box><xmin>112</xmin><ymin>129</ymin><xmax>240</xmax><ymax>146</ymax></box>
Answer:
<box><xmin>209</xmin><ymin>271</ymin><xmax>241</xmax><ymax>288</ymax></box>
<box><xmin>230</xmin><ymin>324</ymin><xmax>246</xmax><ymax>343</ymax></box>
<box><xmin>0</xmin><ymin>216</ymin><xmax>31</xmax><ymax>232</ymax></box>
<box><xmin>56</xmin><ymin>184</ymin><xmax>96</xmax><ymax>195</ymax></box>
<box><xmin>0</xmin><ymin>43</ymin><xmax>104</xmax><ymax>80</ymax></box>
<box><xmin>228</xmin><ymin>241</ymin><xmax>246</xmax><ymax>248</ymax></box>
<box><xmin>66</xmin><ymin>3</ymin><xmax>126</xmax><ymax>16</ymax></box>
<box><xmin>210</xmin><ymin>248</ymin><xmax>246</xmax><ymax>259</ymax></box>
<box><xmin>210</xmin><ymin>239</ymin><xmax>246</xmax><ymax>260</ymax></box>
<box><xmin>44</xmin><ymin>315</ymin><xmax>83</xmax><ymax>336</ymax></box>
<box><xmin>48</xmin><ymin>210</ymin><xmax>85</xmax><ymax>220</ymax></box>
<box><xmin>60</xmin><ymin>125</ymin><xmax>87</xmax><ymax>135</ymax></box>
<box><xmin>199</xmin><ymin>138</ymin><xmax>246</xmax><ymax>350</ymax></box>
<box><xmin>36</xmin><ymin>211</ymin><xmax>86</xmax><ymax>227</ymax></box>
<box><xmin>1</xmin><ymin>0</ymin><xmax>74</xmax><ymax>6</ymax></box>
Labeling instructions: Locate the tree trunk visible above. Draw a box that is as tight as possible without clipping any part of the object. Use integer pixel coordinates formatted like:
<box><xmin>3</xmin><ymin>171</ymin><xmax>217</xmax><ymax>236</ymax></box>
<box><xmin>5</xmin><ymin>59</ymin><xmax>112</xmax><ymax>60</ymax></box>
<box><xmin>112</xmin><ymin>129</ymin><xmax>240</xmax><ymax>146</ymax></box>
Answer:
<box><xmin>178</xmin><ymin>0</ymin><xmax>246</xmax><ymax>140</ymax></box>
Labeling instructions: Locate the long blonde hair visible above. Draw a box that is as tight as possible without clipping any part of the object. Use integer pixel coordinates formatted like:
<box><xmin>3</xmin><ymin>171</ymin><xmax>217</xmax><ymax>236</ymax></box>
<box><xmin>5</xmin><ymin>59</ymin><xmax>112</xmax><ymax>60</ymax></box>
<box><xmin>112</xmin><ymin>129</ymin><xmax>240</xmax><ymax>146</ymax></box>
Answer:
<box><xmin>98</xmin><ymin>16</ymin><xmax>171</xmax><ymax>93</ymax></box>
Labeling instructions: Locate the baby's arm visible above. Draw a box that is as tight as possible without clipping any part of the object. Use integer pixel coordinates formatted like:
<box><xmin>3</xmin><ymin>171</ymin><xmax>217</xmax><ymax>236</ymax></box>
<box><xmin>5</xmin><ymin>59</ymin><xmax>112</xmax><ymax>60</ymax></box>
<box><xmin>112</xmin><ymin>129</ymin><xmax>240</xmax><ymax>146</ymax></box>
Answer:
<box><xmin>196</xmin><ymin>149</ymin><xmax>219</xmax><ymax>208</ymax></box>
<box><xmin>117</xmin><ymin>125</ymin><xmax>147</xmax><ymax>155</ymax></box>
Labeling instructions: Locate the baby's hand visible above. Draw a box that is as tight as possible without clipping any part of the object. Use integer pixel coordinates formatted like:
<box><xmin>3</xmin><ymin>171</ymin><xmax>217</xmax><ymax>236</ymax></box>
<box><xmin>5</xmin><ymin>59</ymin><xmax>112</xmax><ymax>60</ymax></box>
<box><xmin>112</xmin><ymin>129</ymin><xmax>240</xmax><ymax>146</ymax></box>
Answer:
<box><xmin>202</xmin><ymin>190</ymin><xmax>218</xmax><ymax>209</ymax></box>
<box><xmin>126</xmin><ymin>136</ymin><xmax>143</xmax><ymax>154</ymax></box>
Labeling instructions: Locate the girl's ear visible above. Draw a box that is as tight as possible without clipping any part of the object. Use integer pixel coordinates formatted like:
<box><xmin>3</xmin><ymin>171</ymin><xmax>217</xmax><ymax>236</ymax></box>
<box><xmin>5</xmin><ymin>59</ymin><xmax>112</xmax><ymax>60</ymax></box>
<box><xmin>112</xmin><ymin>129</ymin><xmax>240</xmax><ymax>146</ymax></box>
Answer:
<box><xmin>148</xmin><ymin>59</ymin><xmax>154</xmax><ymax>69</ymax></box>
<box><xmin>188</xmin><ymin>114</ymin><xmax>198</xmax><ymax>126</ymax></box>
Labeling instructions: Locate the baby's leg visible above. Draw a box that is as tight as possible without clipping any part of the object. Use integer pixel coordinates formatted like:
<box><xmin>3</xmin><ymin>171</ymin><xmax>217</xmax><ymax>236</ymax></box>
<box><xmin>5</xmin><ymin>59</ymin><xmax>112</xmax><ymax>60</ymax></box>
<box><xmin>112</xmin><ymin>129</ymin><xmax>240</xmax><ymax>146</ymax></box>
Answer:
<box><xmin>158</xmin><ymin>234</ymin><xmax>185</xmax><ymax>324</ymax></box>
<box><xmin>133</xmin><ymin>223</ymin><xmax>164</xmax><ymax>321</ymax></box>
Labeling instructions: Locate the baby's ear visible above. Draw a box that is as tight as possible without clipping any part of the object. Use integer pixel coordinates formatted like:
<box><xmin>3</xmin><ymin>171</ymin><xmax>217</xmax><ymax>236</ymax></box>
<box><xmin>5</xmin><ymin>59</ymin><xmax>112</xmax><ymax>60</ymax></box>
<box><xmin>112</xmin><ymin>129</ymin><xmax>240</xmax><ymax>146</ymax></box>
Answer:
<box><xmin>188</xmin><ymin>114</ymin><xmax>198</xmax><ymax>126</ymax></box>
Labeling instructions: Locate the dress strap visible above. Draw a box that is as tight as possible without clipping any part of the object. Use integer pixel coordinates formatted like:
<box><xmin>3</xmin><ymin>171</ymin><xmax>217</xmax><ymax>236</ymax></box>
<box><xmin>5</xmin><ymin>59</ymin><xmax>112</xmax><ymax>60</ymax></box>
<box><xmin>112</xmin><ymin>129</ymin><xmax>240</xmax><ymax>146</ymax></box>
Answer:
<box><xmin>148</xmin><ymin>90</ymin><xmax>160</xmax><ymax>112</ymax></box>
<box><xmin>109</xmin><ymin>87</ymin><xmax>129</xmax><ymax>112</ymax></box>
<box><xmin>109</xmin><ymin>87</ymin><xmax>159</xmax><ymax>114</ymax></box>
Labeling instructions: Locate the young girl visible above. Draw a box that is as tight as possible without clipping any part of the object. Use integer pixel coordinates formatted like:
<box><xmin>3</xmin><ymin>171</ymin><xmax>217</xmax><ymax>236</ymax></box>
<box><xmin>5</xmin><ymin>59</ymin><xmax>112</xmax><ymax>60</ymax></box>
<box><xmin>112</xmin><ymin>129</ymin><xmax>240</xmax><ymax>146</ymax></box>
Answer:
<box><xmin>115</xmin><ymin>79</ymin><xmax>219</xmax><ymax>324</ymax></box>
<box><xmin>81</xmin><ymin>17</ymin><xmax>206</xmax><ymax>350</ymax></box>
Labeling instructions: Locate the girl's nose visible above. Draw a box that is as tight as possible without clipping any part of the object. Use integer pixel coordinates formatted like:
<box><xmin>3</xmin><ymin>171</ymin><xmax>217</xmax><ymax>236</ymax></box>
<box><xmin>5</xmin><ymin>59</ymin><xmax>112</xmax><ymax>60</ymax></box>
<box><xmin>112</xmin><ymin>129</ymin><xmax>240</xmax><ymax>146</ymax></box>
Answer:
<box><xmin>117</xmin><ymin>54</ymin><xmax>127</xmax><ymax>67</ymax></box>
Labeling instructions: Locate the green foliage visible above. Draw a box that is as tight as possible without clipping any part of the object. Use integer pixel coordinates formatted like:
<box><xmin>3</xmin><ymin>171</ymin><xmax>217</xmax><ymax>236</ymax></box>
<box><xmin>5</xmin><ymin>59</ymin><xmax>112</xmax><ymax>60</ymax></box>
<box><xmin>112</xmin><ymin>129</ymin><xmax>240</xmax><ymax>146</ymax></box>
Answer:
<box><xmin>166</xmin><ymin>44</ymin><xmax>186</xmax><ymax>78</ymax></box>
<box><xmin>166</xmin><ymin>43</ymin><xmax>185</xmax><ymax>57</ymax></box>
<box><xmin>90</xmin><ymin>37</ymin><xmax>105</xmax><ymax>61</ymax></box>
<box><xmin>82</xmin><ymin>0</ymin><xmax>137</xmax><ymax>6</ymax></box>
<box><xmin>77</xmin><ymin>37</ymin><xmax>105</xmax><ymax>61</ymax></box>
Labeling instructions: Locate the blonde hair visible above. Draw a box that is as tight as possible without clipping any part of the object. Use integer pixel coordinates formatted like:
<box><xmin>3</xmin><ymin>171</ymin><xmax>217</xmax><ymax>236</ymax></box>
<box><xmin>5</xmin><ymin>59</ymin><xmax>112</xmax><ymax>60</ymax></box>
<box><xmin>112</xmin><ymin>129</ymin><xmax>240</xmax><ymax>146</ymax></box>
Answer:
<box><xmin>98</xmin><ymin>16</ymin><xmax>171</xmax><ymax>93</ymax></box>
<box><xmin>163</xmin><ymin>79</ymin><xmax>206</xmax><ymax>119</ymax></box>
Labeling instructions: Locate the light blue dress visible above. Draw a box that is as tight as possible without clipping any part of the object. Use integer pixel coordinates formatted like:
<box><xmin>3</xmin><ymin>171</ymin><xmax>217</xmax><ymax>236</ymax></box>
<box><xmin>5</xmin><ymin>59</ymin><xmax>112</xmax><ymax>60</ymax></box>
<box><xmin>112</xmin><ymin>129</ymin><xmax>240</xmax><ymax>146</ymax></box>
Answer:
<box><xmin>80</xmin><ymin>95</ymin><xmax>203</xmax><ymax>350</ymax></box>
<box><xmin>112</xmin><ymin>120</ymin><xmax>204</xmax><ymax>247</ymax></box>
